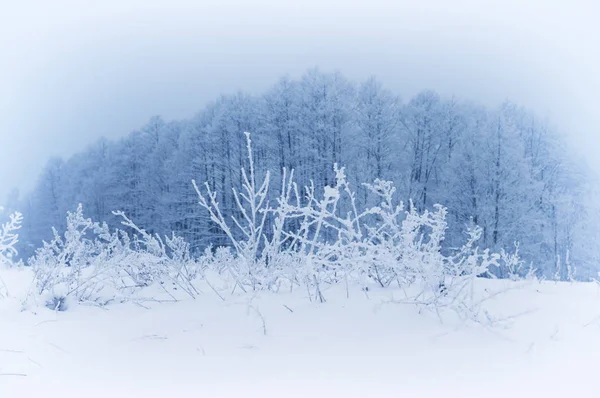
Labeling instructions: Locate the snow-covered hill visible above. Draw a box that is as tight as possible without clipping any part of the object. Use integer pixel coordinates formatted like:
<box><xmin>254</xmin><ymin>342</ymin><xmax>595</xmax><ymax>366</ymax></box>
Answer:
<box><xmin>1</xmin><ymin>268</ymin><xmax>599</xmax><ymax>397</ymax></box>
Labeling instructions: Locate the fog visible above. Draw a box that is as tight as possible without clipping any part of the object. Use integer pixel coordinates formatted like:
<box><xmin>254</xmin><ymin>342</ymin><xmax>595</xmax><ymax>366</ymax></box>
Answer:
<box><xmin>1</xmin><ymin>0</ymin><xmax>598</xmax><ymax>202</ymax></box>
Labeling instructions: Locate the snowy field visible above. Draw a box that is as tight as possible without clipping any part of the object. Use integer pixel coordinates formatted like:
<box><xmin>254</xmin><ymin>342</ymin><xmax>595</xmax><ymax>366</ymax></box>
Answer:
<box><xmin>1</xmin><ymin>268</ymin><xmax>599</xmax><ymax>397</ymax></box>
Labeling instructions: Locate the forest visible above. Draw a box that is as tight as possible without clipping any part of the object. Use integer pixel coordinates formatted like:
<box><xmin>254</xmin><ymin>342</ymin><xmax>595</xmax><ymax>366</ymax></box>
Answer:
<box><xmin>6</xmin><ymin>68</ymin><xmax>598</xmax><ymax>280</ymax></box>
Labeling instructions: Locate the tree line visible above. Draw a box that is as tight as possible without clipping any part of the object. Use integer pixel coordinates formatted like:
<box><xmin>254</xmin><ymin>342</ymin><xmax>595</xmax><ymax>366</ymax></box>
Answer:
<box><xmin>7</xmin><ymin>68</ymin><xmax>598</xmax><ymax>279</ymax></box>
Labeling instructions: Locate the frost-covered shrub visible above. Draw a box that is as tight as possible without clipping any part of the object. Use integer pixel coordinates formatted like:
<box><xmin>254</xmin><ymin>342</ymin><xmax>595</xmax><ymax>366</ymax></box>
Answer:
<box><xmin>194</xmin><ymin>133</ymin><xmax>522</xmax><ymax>319</ymax></box>
<box><xmin>29</xmin><ymin>205</ymin><xmax>111</xmax><ymax>302</ymax></box>
<box><xmin>29</xmin><ymin>204</ymin><xmax>199</xmax><ymax>307</ymax></box>
<box><xmin>0</xmin><ymin>207</ymin><xmax>23</xmax><ymax>268</ymax></box>
<box><xmin>0</xmin><ymin>207</ymin><xmax>24</xmax><ymax>298</ymax></box>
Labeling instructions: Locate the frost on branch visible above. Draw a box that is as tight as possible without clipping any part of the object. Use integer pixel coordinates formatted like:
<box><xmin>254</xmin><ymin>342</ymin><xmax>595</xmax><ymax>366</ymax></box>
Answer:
<box><xmin>193</xmin><ymin>132</ymin><xmax>271</xmax><ymax>292</ymax></box>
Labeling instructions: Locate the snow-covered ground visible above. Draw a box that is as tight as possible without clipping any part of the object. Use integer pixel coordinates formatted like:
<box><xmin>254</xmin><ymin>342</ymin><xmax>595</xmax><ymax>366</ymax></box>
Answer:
<box><xmin>1</xmin><ymin>268</ymin><xmax>599</xmax><ymax>397</ymax></box>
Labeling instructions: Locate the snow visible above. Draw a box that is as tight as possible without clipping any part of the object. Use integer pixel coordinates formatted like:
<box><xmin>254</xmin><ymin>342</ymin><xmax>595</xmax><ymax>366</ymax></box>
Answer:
<box><xmin>1</xmin><ymin>268</ymin><xmax>599</xmax><ymax>397</ymax></box>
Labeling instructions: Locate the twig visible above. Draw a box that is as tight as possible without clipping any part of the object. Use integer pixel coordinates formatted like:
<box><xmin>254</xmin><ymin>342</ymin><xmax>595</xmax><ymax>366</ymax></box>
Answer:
<box><xmin>249</xmin><ymin>305</ymin><xmax>267</xmax><ymax>336</ymax></box>
<box><xmin>132</xmin><ymin>301</ymin><xmax>151</xmax><ymax>310</ymax></box>
<box><xmin>158</xmin><ymin>283</ymin><xmax>179</xmax><ymax>302</ymax></box>
<box><xmin>0</xmin><ymin>349</ymin><xmax>24</xmax><ymax>354</ymax></box>
<box><xmin>205</xmin><ymin>279</ymin><xmax>225</xmax><ymax>301</ymax></box>
<box><xmin>283</xmin><ymin>304</ymin><xmax>294</xmax><ymax>313</ymax></box>
<box><xmin>46</xmin><ymin>341</ymin><xmax>69</xmax><ymax>354</ymax></box>
<box><xmin>583</xmin><ymin>315</ymin><xmax>600</xmax><ymax>328</ymax></box>
<box><xmin>28</xmin><ymin>357</ymin><xmax>43</xmax><ymax>368</ymax></box>
<box><xmin>34</xmin><ymin>320</ymin><xmax>57</xmax><ymax>328</ymax></box>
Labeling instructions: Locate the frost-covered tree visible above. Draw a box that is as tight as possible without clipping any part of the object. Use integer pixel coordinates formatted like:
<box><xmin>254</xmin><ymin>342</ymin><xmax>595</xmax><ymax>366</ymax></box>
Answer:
<box><xmin>351</xmin><ymin>77</ymin><xmax>403</xmax><ymax>203</ymax></box>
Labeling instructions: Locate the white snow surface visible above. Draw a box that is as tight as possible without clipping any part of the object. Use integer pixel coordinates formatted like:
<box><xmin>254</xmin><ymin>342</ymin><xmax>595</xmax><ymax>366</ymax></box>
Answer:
<box><xmin>1</xmin><ymin>268</ymin><xmax>599</xmax><ymax>397</ymax></box>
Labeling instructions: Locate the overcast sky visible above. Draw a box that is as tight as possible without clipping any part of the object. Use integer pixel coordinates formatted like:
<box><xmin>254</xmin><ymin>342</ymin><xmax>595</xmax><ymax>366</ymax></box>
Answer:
<box><xmin>1</xmin><ymin>0</ymin><xmax>599</xmax><ymax>202</ymax></box>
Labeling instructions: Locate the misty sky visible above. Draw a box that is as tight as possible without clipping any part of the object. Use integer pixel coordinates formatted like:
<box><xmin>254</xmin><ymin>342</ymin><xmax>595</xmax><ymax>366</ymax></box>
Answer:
<box><xmin>1</xmin><ymin>0</ymin><xmax>599</xmax><ymax>203</ymax></box>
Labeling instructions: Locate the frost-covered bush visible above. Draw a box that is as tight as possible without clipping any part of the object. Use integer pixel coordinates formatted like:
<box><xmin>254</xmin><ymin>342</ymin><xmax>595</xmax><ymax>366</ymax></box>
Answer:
<box><xmin>193</xmin><ymin>133</ymin><xmax>522</xmax><ymax>321</ymax></box>
<box><xmin>0</xmin><ymin>207</ymin><xmax>23</xmax><ymax>267</ymax></box>
<box><xmin>0</xmin><ymin>207</ymin><xmax>23</xmax><ymax>298</ymax></box>
<box><xmin>28</xmin><ymin>204</ymin><xmax>199</xmax><ymax>307</ymax></box>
